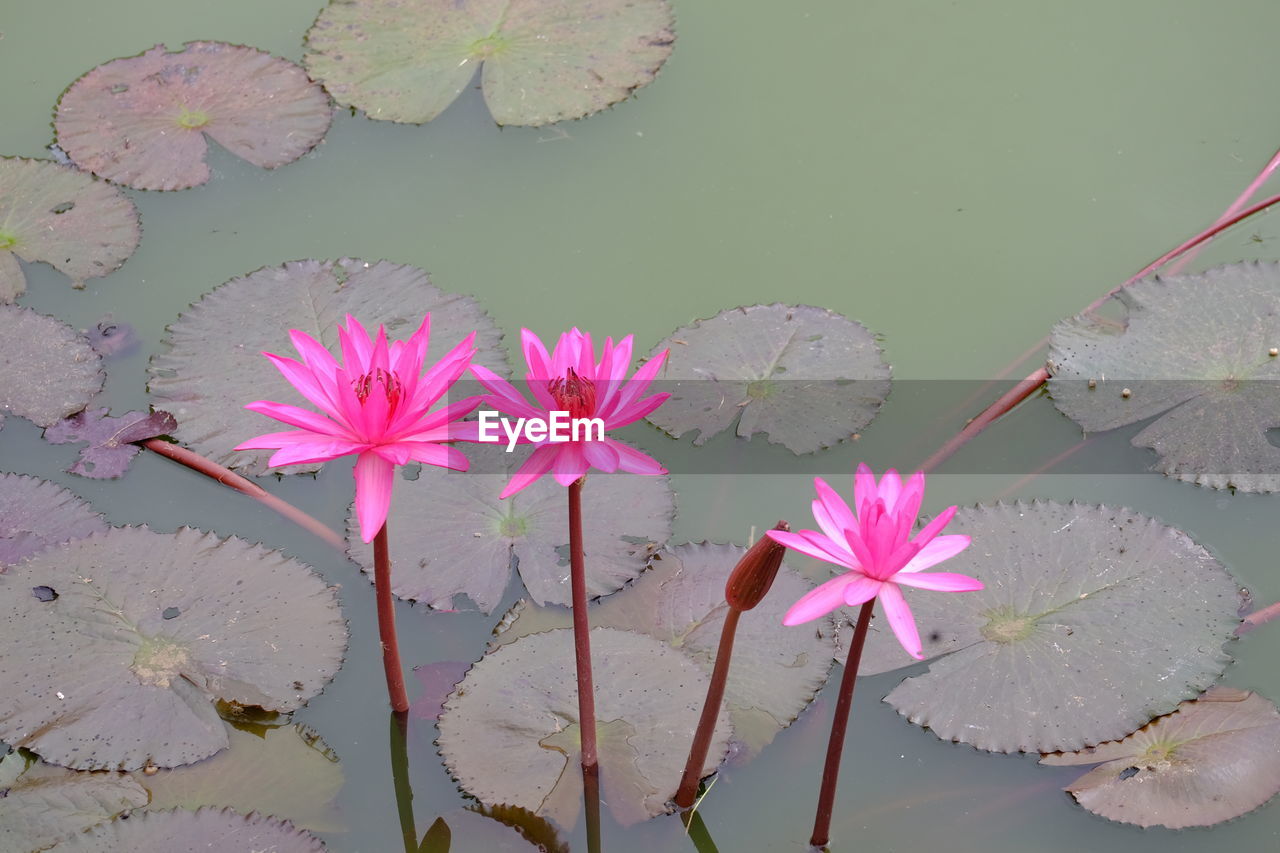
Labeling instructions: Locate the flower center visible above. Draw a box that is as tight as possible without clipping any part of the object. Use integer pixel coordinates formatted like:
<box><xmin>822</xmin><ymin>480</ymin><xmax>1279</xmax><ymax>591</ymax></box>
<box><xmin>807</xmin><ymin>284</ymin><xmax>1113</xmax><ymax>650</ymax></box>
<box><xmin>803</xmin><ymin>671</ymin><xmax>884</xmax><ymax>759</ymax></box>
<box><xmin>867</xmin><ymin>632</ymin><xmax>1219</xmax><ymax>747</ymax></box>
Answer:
<box><xmin>353</xmin><ymin>368</ymin><xmax>404</xmax><ymax>416</ymax></box>
<box><xmin>547</xmin><ymin>368</ymin><xmax>596</xmax><ymax>419</ymax></box>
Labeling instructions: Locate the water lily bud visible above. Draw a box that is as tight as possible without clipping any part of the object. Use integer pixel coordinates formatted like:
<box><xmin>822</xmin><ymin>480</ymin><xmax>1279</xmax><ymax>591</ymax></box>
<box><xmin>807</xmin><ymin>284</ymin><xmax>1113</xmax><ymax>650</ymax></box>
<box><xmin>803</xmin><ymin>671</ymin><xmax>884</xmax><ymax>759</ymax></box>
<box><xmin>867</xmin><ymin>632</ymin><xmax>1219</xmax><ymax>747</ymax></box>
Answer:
<box><xmin>725</xmin><ymin>521</ymin><xmax>790</xmax><ymax>611</ymax></box>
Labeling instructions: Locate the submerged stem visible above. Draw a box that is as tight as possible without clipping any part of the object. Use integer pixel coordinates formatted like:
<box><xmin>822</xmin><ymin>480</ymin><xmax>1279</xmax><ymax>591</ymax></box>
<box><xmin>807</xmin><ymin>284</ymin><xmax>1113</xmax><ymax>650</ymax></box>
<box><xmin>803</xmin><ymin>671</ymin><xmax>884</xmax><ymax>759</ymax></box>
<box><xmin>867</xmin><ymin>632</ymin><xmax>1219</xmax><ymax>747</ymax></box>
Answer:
<box><xmin>568</xmin><ymin>478</ymin><xmax>599</xmax><ymax>772</ymax></box>
<box><xmin>374</xmin><ymin>524</ymin><xmax>410</xmax><ymax>713</ymax></box>
<box><xmin>674</xmin><ymin>608</ymin><xmax>740</xmax><ymax>808</ymax></box>
<box><xmin>810</xmin><ymin>600</ymin><xmax>875</xmax><ymax>849</ymax></box>
<box><xmin>389</xmin><ymin>711</ymin><xmax>416</xmax><ymax>853</ymax></box>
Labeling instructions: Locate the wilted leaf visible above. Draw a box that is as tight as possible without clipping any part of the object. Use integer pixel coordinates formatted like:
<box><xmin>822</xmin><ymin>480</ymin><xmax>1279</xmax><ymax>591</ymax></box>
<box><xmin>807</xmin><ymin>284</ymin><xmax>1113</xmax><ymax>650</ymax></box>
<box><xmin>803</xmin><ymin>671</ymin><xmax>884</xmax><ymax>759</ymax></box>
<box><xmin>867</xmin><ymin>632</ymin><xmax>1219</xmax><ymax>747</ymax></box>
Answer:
<box><xmin>1050</xmin><ymin>262</ymin><xmax>1280</xmax><ymax>492</ymax></box>
<box><xmin>305</xmin><ymin>0</ymin><xmax>675</xmax><ymax>126</ymax></box>
<box><xmin>1041</xmin><ymin>687</ymin><xmax>1280</xmax><ymax>828</ymax></box>
<box><xmin>0</xmin><ymin>751</ymin><xmax>148</xmax><ymax>853</ymax></box>
<box><xmin>0</xmin><ymin>526</ymin><xmax>347</xmax><ymax>769</ymax></box>
<box><xmin>55</xmin><ymin>43</ymin><xmax>332</xmax><ymax>191</ymax></box>
<box><xmin>346</xmin><ymin>443</ymin><xmax>672</xmax><ymax>612</ymax></box>
<box><xmin>0</xmin><ymin>304</ymin><xmax>104</xmax><ymax>430</ymax></box>
<box><xmin>646</xmin><ymin>304</ymin><xmax>891</xmax><ymax>453</ymax></box>
<box><xmin>44</xmin><ymin>408</ymin><xmax>177</xmax><ymax>479</ymax></box>
<box><xmin>148</xmin><ymin>258</ymin><xmax>508</xmax><ymax>476</ymax></box>
<box><xmin>0</xmin><ymin>473</ymin><xmax>106</xmax><ymax>569</ymax></box>
<box><xmin>438</xmin><ymin>627</ymin><xmax>730</xmax><ymax>829</ymax></box>
<box><xmin>45</xmin><ymin>807</ymin><xmax>327</xmax><ymax>852</ymax></box>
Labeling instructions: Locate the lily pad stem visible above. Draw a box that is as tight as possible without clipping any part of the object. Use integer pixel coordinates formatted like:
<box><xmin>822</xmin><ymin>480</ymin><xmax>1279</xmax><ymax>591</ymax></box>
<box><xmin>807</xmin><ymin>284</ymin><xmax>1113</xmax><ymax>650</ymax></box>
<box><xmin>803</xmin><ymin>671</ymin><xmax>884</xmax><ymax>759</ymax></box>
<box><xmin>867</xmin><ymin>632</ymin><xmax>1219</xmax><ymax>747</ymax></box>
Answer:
<box><xmin>375</xmin><ymin>523</ymin><xmax>410</xmax><ymax>713</ymax></box>
<box><xmin>810</xmin><ymin>599</ymin><xmax>875</xmax><ymax>849</ymax></box>
<box><xmin>568</xmin><ymin>477</ymin><xmax>599</xmax><ymax>771</ymax></box>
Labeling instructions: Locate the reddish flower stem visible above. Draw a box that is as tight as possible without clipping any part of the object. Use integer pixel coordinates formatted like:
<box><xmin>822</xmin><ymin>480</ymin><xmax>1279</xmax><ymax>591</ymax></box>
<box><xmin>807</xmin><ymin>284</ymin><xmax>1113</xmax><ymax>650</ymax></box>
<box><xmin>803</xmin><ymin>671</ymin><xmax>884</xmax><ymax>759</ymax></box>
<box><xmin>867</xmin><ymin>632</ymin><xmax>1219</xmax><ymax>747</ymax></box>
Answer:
<box><xmin>374</xmin><ymin>523</ymin><xmax>410</xmax><ymax>713</ymax></box>
<box><xmin>141</xmin><ymin>439</ymin><xmax>344</xmax><ymax>550</ymax></box>
<box><xmin>674</xmin><ymin>607</ymin><xmax>741</xmax><ymax>808</ymax></box>
<box><xmin>810</xmin><ymin>599</ymin><xmax>875</xmax><ymax>849</ymax></box>
<box><xmin>918</xmin><ymin>368</ymin><xmax>1050</xmax><ymax>474</ymax></box>
<box><xmin>568</xmin><ymin>478</ymin><xmax>599</xmax><ymax>772</ymax></box>
<box><xmin>1238</xmin><ymin>600</ymin><xmax>1280</xmax><ymax>635</ymax></box>
<box><xmin>1166</xmin><ymin>146</ymin><xmax>1280</xmax><ymax>275</ymax></box>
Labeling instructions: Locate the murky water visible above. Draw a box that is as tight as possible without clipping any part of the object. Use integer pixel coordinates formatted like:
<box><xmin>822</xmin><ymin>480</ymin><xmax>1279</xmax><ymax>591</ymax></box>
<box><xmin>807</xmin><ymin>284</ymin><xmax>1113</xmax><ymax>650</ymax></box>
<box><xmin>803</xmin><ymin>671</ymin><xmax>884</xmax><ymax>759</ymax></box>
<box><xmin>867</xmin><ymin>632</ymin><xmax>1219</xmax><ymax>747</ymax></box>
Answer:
<box><xmin>4</xmin><ymin>0</ymin><xmax>1280</xmax><ymax>850</ymax></box>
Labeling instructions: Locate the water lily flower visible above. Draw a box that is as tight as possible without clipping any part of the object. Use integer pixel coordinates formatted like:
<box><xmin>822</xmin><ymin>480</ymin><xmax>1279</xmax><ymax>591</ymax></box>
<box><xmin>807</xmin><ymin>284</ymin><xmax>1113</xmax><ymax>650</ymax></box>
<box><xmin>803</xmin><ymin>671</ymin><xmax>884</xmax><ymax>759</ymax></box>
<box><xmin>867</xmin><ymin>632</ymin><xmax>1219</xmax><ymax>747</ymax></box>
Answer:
<box><xmin>235</xmin><ymin>314</ymin><xmax>478</xmax><ymax>542</ymax></box>
<box><xmin>469</xmin><ymin>328</ymin><xmax>669</xmax><ymax>497</ymax></box>
<box><xmin>769</xmin><ymin>465</ymin><xmax>982</xmax><ymax>659</ymax></box>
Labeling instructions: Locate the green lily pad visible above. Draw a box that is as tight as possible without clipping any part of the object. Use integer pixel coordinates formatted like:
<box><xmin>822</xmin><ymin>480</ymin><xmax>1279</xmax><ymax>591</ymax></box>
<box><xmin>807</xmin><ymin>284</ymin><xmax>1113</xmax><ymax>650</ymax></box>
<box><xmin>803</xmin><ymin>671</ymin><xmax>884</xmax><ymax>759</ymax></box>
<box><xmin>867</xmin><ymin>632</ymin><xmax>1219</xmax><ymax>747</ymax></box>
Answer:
<box><xmin>879</xmin><ymin>502</ymin><xmax>1242</xmax><ymax>754</ymax></box>
<box><xmin>148</xmin><ymin>258</ymin><xmax>508</xmax><ymax>476</ymax></box>
<box><xmin>438</xmin><ymin>627</ymin><xmax>730</xmax><ymax>829</ymax></box>
<box><xmin>134</xmin><ymin>724</ymin><xmax>344</xmax><ymax>833</ymax></box>
<box><xmin>0</xmin><ymin>157</ymin><xmax>141</xmax><ymax>301</ymax></box>
<box><xmin>0</xmin><ymin>304</ymin><xmax>104</xmax><ymax>431</ymax></box>
<box><xmin>0</xmin><ymin>750</ymin><xmax>148</xmax><ymax>853</ymax></box>
<box><xmin>1049</xmin><ymin>262</ymin><xmax>1280</xmax><ymax>492</ymax></box>
<box><xmin>346</xmin><ymin>443</ymin><xmax>673</xmax><ymax>612</ymax></box>
<box><xmin>645</xmin><ymin>304</ymin><xmax>891</xmax><ymax>453</ymax></box>
<box><xmin>304</xmin><ymin>0</ymin><xmax>675</xmax><ymax>126</ymax></box>
<box><xmin>492</xmin><ymin>542</ymin><xmax>839</xmax><ymax>756</ymax></box>
<box><xmin>1</xmin><ymin>474</ymin><xmax>107</xmax><ymax>569</ymax></box>
<box><xmin>0</xmin><ymin>526</ymin><xmax>346</xmax><ymax>770</ymax></box>
<box><xmin>55</xmin><ymin>43</ymin><xmax>332</xmax><ymax>191</ymax></box>
<box><xmin>1041</xmin><ymin>687</ymin><xmax>1280</xmax><ymax>828</ymax></box>
<box><xmin>45</xmin><ymin>807</ymin><xmax>327</xmax><ymax>852</ymax></box>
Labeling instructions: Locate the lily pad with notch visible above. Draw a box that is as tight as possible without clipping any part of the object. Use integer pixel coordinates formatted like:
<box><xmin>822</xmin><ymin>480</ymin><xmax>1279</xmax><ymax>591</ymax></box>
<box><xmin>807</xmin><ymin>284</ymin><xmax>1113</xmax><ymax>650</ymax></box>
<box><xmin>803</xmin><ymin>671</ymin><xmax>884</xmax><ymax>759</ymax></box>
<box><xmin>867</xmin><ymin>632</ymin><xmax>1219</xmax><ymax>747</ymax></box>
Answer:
<box><xmin>0</xmin><ymin>473</ymin><xmax>107</xmax><ymax>569</ymax></box>
<box><xmin>1041</xmin><ymin>687</ymin><xmax>1280</xmax><ymax>828</ymax></box>
<box><xmin>422</xmin><ymin>809</ymin><xmax>546</xmax><ymax>853</ymax></box>
<box><xmin>438</xmin><ymin>627</ymin><xmax>730</xmax><ymax>829</ymax></box>
<box><xmin>0</xmin><ymin>157</ymin><xmax>141</xmax><ymax>302</ymax></box>
<box><xmin>1049</xmin><ymin>262</ymin><xmax>1280</xmax><ymax>492</ymax></box>
<box><xmin>44</xmin><ymin>408</ymin><xmax>177</xmax><ymax>479</ymax></box>
<box><xmin>873</xmin><ymin>501</ymin><xmax>1242</xmax><ymax>754</ymax></box>
<box><xmin>305</xmin><ymin>0</ymin><xmax>675</xmax><ymax>127</ymax></box>
<box><xmin>55</xmin><ymin>42</ymin><xmax>332</xmax><ymax>191</ymax></box>
<box><xmin>646</xmin><ymin>304</ymin><xmax>891</xmax><ymax>454</ymax></box>
<box><xmin>491</xmin><ymin>542</ymin><xmax>838</xmax><ymax>756</ymax></box>
<box><xmin>0</xmin><ymin>304</ymin><xmax>104</xmax><ymax>431</ymax></box>
<box><xmin>148</xmin><ymin>258</ymin><xmax>508</xmax><ymax>476</ymax></box>
<box><xmin>346</xmin><ymin>443</ymin><xmax>672</xmax><ymax>613</ymax></box>
<box><xmin>45</xmin><ymin>807</ymin><xmax>327</xmax><ymax>852</ymax></box>
<box><xmin>0</xmin><ymin>526</ymin><xmax>346</xmax><ymax>770</ymax></box>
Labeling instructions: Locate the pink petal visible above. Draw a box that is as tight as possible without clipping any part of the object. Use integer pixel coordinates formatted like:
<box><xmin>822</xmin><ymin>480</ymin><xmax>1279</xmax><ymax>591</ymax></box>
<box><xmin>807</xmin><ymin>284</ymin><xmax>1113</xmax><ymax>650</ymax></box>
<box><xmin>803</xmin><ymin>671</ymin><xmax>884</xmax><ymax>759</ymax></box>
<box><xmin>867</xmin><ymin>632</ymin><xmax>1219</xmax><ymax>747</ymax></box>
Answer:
<box><xmin>811</xmin><ymin>476</ymin><xmax>856</xmax><ymax>543</ymax></box>
<box><xmin>288</xmin><ymin>328</ymin><xmax>339</xmax><ymax>375</ymax></box>
<box><xmin>878</xmin><ymin>583</ymin><xmax>923</xmax><ymax>659</ymax></box>
<box><xmin>353</xmin><ymin>452</ymin><xmax>395</xmax><ymax>543</ymax></box>
<box><xmin>782</xmin><ymin>574</ymin><xmax>857</xmax><ymax>626</ymax></box>
<box><xmin>551</xmin><ymin>443</ymin><xmax>590</xmax><ymax>487</ymax></box>
<box><xmin>471</xmin><ymin>365</ymin><xmax>544</xmax><ymax>421</ymax></box>
<box><xmin>608</xmin><ymin>439</ymin><xmax>666</xmax><ymax>476</ymax></box>
<box><xmin>878</xmin><ymin>469</ymin><xmax>903</xmax><ymax>512</ymax></box>
<box><xmin>402</xmin><ymin>442</ymin><xmax>470</xmax><ymax>472</ymax></box>
<box><xmin>892</xmin><ymin>570</ymin><xmax>983</xmax><ymax>592</ymax></box>
<box><xmin>263</xmin><ymin>353</ymin><xmax>344</xmax><ymax>420</ymax></box>
<box><xmin>338</xmin><ymin>316</ymin><xmax>374</xmax><ymax>375</ymax></box>
<box><xmin>608</xmin><ymin>349</ymin><xmax>667</xmax><ymax>415</ymax></box>
<box><xmin>607</xmin><ymin>392</ymin><xmax>669</xmax><ymax>427</ymax></box>
<box><xmin>767</xmin><ymin>529</ymin><xmax>857</xmax><ymax>569</ymax></box>
<box><xmin>235</xmin><ymin>429</ymin><xmax>354</xmax><ymax>453</ymax></box>
<box><xmin>244</xmin><ymin>399</ymin><xmax>348</xmax><ymax>438</ymax></box>
<box><xmin>900</xmin><ymin>534</ymin><xmax>971</xmax><ymax>572</ymax></box>
<box><xmin>853</xmin><ymin>463</ymin><xmax>878</xmax><ymax>516</ymax></box>
<box><xmin>841</xmin><ymin>575</ymin><xmax>884</xmax><ymax>607</ymax></box>
<box><xmin>499</xmin><ymin>443</ymin><xmax>560</xmax><ymax>498</ymax></box>
<box><xmin>406</xmin><ymin>333</ymin><xmax>475</xmax><ymax>415</ymax></box>
<box><xmin>581</xmin><ymin>440</ymin><xmax>620</xmax><ymax>473</ymax></box>
<box><xmin>911</xmin><ymin>505</ymin><xmax>960</xmax><ymax>552</ymax></box>
<box><xmin>839</xmin><ymin>524</ymin><xmax>878</xmax><ymax>575</ymax></box>
<box><xmin>267</xmin><ymin>439</ymin><xmax>366</xmax><ymax>467</ymax></box>
<box><xmin>520</xmin><ymin>328</ymin><xmax>554</xmax><ymax>379</ymax></box>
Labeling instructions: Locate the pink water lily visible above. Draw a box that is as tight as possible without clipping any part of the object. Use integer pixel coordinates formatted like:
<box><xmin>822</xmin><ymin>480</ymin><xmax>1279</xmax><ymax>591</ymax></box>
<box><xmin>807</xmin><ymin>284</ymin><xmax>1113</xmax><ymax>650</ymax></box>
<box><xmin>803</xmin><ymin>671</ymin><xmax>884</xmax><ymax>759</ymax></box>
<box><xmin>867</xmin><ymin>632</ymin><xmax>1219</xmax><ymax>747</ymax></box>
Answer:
<box><xmin>235</xmin><ymin>314</ymin><xmax>478</xmax><ymax>542</ymax></box>
<box><xmin>769</xmin><ymin>464</ymin><xmax>982</xmax><ymax>659</ymax></box>
<box><xmin>469</xmin><ymin>328</ymin><xmax>669</xmax><ymax>497</ymax></box>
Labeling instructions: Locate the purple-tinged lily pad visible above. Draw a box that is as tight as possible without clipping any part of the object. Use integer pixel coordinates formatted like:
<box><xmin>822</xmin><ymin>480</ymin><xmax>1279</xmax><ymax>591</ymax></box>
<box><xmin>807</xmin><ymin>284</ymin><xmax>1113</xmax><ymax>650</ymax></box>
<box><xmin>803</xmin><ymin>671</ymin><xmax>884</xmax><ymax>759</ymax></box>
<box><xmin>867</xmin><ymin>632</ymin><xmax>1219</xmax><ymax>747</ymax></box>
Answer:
<box><xmin>84</xmin><ymin>316</ymin><xmax>141</xmax><ymax>358</ymax></box>
<box><xmin>46</xmin><ymin>807</ymin><xmax>327</xmax><ymax>852</ymax></box>
<box><xmin>0</xmin><ymin>526</ymin><xmax>346</xmax><ymax>770</ymax></box>
<box><xmin>304</xmin><ymin>0</ymin><xmax>675</xmax><ymax>126</ymax></box>
<box><xmin>410</xmin><ymin>661</ymin><xmax>472</xmax><ymax>721</ymax></box>
<box><xmin>148</xmin><ymin>258</ymin><xmax>508</xmax><ymax>476</ymax></box>
<box><xmin>55</xmin><ymin>42</ymin><xmax>332</xmax><ymax>191</ymax></box>
<box><xmin>492</xmin><ymin>542</ymin><xmax>838</xmax><ymax>756</ymax></box>
<box><xmin>0</xmin><ymin>304</ymin><xmax>104</xmax><ymax>431</ymax></box>
<box><xmin>646</xmin><ymin>304</ymin><xmax>891</xmax><ymax>454</ymax></box>
<box><xmin>0</xmin><ymin>750</ymin><xmax>149</xmax><ymax>853</ymax></box>
<box><xmin>0</xmin><ymin>157</ymin><xmax>141</xmax><ymax>302</ymax></box>
<box><xmin>876</xmin><ymin>502</ymin><xmax>1242</xmax><ymax>754</ymax></box>
<box><xmin>0</xmin><ymin>473</ymin><xmax>106</xmax><ymax>570</ymax></box>
<box><xmin>438</xmin><ymin>627</ymin><xmax>730</xmax><ymax>829</ymax></box>
<box><xmin>1041</xmin><ymin>687</ymin><xmax>1280</xmax><ymax>828</ymax></box>
<box><xmin>1050</xmin><ymin>262</ymin><xmax>1280</xmax><ymax>492</ymax></box>
<box><xmin>346</xmin><ymin>443</ymin><xmax>672</xmax><ymax>613</ymax></box>
<box><xmin>44</xmin><ymin>408</ymin><xmax>177</xmax><ymax>479</ymax></box>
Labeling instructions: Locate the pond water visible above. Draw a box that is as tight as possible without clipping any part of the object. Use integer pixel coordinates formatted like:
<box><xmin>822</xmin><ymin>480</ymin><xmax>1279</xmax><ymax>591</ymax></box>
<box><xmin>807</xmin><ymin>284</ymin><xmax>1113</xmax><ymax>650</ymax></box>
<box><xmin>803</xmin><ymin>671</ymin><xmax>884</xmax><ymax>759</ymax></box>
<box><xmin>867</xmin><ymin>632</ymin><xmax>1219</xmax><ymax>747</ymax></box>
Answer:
<box><xmin>4</xmin><ymin>0</ymin><xmax>1280</xmax><ymax>850</ymax></box>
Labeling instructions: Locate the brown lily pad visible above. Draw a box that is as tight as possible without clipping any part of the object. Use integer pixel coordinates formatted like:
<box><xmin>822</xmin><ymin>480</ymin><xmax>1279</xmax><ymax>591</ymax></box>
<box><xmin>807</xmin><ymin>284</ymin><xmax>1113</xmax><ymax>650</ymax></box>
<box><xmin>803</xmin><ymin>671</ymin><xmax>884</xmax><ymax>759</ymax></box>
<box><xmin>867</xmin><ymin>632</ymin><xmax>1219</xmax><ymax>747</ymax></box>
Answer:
<box><xmin>0</xmin><ymin>304</ymin><xmax>104</xmax><ymax>431</ymax></box>
<box><xmin>0</xmin><ymin>473</ymin><xmax>107</xmax><ymax>570</ymax></box>
<box><xmin>44</xmin><ymin>408</ymin><xmax>177</xmax><ymax>479</ymax></box>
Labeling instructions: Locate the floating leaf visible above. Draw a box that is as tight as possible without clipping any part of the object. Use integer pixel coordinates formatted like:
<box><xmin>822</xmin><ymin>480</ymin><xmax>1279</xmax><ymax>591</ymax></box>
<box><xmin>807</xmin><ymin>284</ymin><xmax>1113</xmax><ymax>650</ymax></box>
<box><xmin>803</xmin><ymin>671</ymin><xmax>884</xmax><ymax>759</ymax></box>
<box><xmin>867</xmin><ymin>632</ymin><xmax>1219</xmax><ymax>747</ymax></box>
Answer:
<box><xmin>646</xmin><ymin>304</ymin><xmax>891</xmax><ymax>453</ymax></box>
<box><xmin>44</xmin><ymin>408</ymin><xmax>177</xmax><ymax>479</ymax></box>
<box><xmin>346</xmin><ymin>443</ymin><xmax>672</xmax><ymax>612</ymax></box>
<box><xmin>0</xmin><ymin>526</ymin><xmax>346</xmax><ymax>770</ymax></box>
<box><xmin>0</xmin><ymin>157</ymin><xmax>141</xmax><ymax>302</ymax></box>
<box><xmin>305</xmin><ymin>0</ymin><xmax>675</xmax><ymax>126</ymax></box>
<box><xmin>55</xmin><ymin>43</ymin><xmax>332</xmax><ymax>191</ymax></box>
<box><xmin>148</xmin><ymin>258</ymin><xmax>508</xmax><ymax>476</ymax></box>
<box><xmin>493</xmin><ymin>542</ymin><xmax>838</xmax><ymax>756</ymax></box>
<box><xmin>424</xmin><ymin>809</ymin><xmax>544</xmax><ymax>853</ymax></box>
<box><xmin>438</xmin><ymin>627</ymin><xmax>730</xmax><ymax>828</ymax></box>
<box><xmin>0</xmin><ymin>304</ymin><xmax>104</xmax><ymax>430</ymax></box>
<box><xmin>411</xmin><ymin>661</ymin><xmax>472</xmax><ymax>721</ymax></box>
<box><xmin>134</xmin><ymin>724</ymin><xmax>343</xmax><ymax>832</ymax></box>
<box><xmin>0</xmin><ymin>751</ymin><xmax>148</xmax><ymax>853</ymax></box>
<box><xmin>1049</xmin><ymin>262</ymin><xmax>1280</xmax><ymax>492</ymax></box>
<box><xmin>46</xmin><ymin>807</ymin><xmax>327</xmax><ymax>852</ymax></box>
<box><xmin>877</xmin><ymin>502</ymin><xmax>1241</xmax><ymax>754</ymax></box>
<box><xmin>0</xmin><ymin>473</ymin><xmax>106</xmax><ymax>569</ymax></box>
<box><xmin>1041</xmin><ymin>687</ymin><xmax>1280</xmax><ymax>828</ymax></box>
